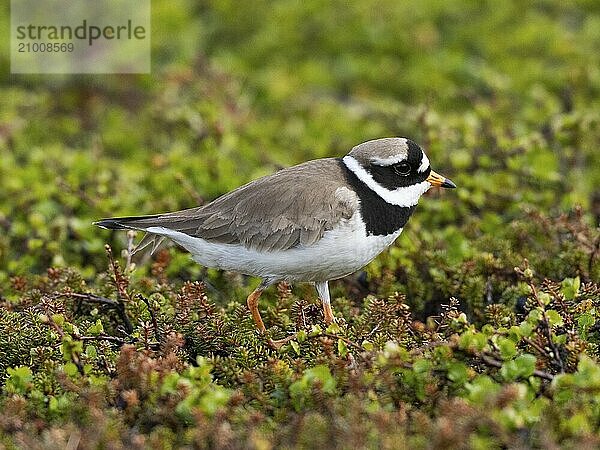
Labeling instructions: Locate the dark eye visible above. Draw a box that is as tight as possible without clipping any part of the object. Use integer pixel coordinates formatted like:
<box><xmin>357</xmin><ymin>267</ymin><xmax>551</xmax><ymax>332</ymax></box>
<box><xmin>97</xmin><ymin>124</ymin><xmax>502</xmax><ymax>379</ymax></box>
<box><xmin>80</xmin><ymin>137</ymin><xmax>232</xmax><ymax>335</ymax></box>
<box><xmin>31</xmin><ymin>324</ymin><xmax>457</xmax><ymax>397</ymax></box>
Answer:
<box><xmin>393</xmin><ymin>162</ymin><xmax>411</xmax><ymax>176</ymax></box>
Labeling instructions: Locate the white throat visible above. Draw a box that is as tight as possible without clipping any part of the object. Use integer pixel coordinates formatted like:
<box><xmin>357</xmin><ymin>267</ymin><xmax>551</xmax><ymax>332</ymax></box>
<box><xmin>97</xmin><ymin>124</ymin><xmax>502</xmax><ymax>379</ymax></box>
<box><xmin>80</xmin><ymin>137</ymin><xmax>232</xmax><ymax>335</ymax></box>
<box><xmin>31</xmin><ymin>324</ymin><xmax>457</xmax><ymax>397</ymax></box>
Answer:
<box><xmin>343</xmin><ymin>155</ymin><xmax>431</xmax><ymax>207</ymax></box>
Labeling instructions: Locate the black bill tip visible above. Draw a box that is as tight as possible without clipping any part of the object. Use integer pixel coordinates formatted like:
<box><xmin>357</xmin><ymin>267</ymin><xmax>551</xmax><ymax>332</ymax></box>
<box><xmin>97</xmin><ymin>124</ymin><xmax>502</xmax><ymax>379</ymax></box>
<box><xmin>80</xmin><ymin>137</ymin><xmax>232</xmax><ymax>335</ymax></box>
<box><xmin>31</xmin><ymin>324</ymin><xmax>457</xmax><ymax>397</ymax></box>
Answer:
<box><xmin>441</xmin><ymin>178</ymin><xmax>457</xmax><ymax>189</ymax></box>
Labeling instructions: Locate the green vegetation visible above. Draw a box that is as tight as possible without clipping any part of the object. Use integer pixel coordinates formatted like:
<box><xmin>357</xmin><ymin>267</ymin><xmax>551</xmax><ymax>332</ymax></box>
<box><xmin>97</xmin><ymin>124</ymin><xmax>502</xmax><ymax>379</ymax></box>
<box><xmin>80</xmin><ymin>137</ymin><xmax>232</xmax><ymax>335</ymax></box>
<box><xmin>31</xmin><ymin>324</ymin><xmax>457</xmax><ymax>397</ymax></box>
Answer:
<box><xmin>1</xmin><ymin>0</ymin><xmax>600</xmax><ymax>448</ymax></box>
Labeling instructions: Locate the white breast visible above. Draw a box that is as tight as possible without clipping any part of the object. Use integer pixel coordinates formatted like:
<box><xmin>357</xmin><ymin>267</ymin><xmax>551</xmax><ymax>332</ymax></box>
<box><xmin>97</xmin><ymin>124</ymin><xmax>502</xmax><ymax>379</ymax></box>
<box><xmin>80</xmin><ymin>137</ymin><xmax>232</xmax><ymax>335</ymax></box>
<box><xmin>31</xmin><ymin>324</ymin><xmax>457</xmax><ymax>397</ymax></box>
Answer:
<box><xmin>146</xmin><ymin>212</ymin><xmax>402</xmax><ymax>283</ymax></box>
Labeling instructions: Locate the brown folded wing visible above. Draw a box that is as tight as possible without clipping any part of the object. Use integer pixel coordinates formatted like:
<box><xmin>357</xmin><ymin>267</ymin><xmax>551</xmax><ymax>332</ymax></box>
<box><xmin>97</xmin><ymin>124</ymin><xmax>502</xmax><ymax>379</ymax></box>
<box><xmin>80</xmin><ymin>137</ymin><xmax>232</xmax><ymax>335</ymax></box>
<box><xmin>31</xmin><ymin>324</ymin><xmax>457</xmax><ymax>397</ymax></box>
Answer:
<box><xmin>109</xmin><ymin>158</ymin><xmax>357</xmax><ymax>252</ymax></box>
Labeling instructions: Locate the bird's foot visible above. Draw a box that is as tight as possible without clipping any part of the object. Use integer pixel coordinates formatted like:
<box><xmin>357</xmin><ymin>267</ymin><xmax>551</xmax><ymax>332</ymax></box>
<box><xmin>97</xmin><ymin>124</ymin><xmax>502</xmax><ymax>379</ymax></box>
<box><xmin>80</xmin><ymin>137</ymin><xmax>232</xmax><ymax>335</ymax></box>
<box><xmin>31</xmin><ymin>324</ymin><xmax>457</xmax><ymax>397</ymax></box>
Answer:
<box><xmin>324</xmin><ymin>315</ymin><xmax>337</xmax><ymax>325</ymax></box>
<box><xmin>267</xmin><ymin>334</ymin><xmax>297</xmax><ymax>350</ymax></box>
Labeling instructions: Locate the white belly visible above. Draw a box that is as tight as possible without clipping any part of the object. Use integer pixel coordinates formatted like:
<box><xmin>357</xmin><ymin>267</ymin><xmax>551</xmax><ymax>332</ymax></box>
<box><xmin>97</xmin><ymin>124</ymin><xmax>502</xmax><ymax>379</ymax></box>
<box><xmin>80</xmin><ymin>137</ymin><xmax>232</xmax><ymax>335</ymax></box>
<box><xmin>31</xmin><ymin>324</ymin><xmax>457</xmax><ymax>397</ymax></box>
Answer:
<box><xmin>146</xmin><ymin>212</ymin><xmax>402</xmax><ymax>282</ymax></box>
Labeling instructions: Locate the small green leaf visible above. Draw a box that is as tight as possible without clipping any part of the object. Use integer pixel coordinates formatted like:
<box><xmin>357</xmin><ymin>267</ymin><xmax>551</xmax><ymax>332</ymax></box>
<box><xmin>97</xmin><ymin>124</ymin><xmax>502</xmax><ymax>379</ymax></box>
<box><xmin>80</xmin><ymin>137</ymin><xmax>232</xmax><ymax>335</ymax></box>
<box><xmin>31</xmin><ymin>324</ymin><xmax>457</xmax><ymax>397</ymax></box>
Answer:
<box><xmin>508</xmin><ymin>326</ymin><xmax>522</xmax><ymax>340</ymax></box>
<box><xmin>447</xmin><ymin>362</ymin><xmax>468</xmax><ymax>385</ymax></box>
<box><xmin>87</xmin><ymin>319</ymin><xmax>104</xmax><ymax>336</ymax></box>
<box><xmin>519</xmin><ymin>321</ymin><xmax>533</xmax><ymax>337</ymax></box>
<box><xmin>466</xmin><ymin>375</ymin><xmax>500</xmax><ymax>404</ymax></box>
<box><xmin>161</xmin><ymin>372</ymin><xmax>181</xmax><ymax>395</ymax></box>
<box><xmin>515</xmin><ymin>354</ymin><xmax>537</xmax><ymax>377</ymax></box>
<box><xmin>63</xmin><ymin>362</ymin><xmax>79</xmax><ymax>377</ymax></box>
<box><xmin>61</xmin><ymin>337</ymin><xmax>83</xmax><ymax>362</ymax></box>
<box><xmin>289</xmin><ymin>365</ymin><xmax>337</xmax><ymax>411</ymax></box>
<box><xmin>361</xmin><ymin>340</ymin><xmax>374</xmax><ymax>351</ymax></box>
<box><xmin>305</xmin><ymin>366</ymin><xmax>336</xmax><ymax>393</ymax></box>
<box><xmin>290</xmin><ymin>340</ymin><xmax>300</xmax><ymax>355</ymax></box>
<box><xmin>578</xmin><ymin>313</ymin><xmax>595</xmax><ymax>329</ymax></box>
<box><xmin>546</xmin><ymin>310</ymin><xmax>564</xmax><ymax>327</ymax></box>
<box><xmin>553</xmin><ymin>334</ymin><xmax>567</xmax><ymax>345</ymax></box>
<box><xmin>6</xmin><ymin>366</ymin><xmax>33</xmax><ymax>395</ymax></box>
<box><xmin>337</xmin><ymin>338</ymin><xmax>348</xmax><ymax>357</ymax></box>
<box><xmin>296</xmin><ymin>330</ymin><xmax>307</xmax><ymax>342</ymax></box>
<box><xmin>498</xmin><ymin>338</ymin><xmax>517</xmax><ymax>360</ymax></box>
<box><xmin>538</xmin><ymin>292</ymin><xmax>552</xmax><ymax>306</ymax></box>
<box><xmin>85</xmin><ymin>345</ymin><xmax>97</xmax><ymax>358</ymax></box>
<box><xmin>52</xmin><ymin>313</ymin><xmax>65</xmax><ymax>327</ymax></box>
<box><xmin>198</xmin><ymin>387</ymin><xmax>232</xmax><ymax>417</ymax></box>
<box><xmin>48</xmin><ymin>396</ymin><xmax>59</xmax><ymax>412</ymax></box>
<box><xmin>326</xmin><ymin>322</ymin><xmax>341</xmax><ymax>334</ymax></box>
<box><xmin>526</xmin><ymin>309</ymin><xmax>542</xmax><ymax>324</ymax></box>
<box><xmin>413</xmin><ymin>359</ymin><xmax>432</xmax><ymax>374</ymax></box>
<box><xmin>561</xmin><ymin>277</ymin><xmax>580</xmax><ymax>300</ymax></box>
<box><xmin>501</xmin><ymin>354</ymin><xmax>537</xmax><ymax>381</ymax></box>
<box><xmin>564</xmin><ymin>413</ymin><xmax>591</xmax><ymax>436</ymax></box>
<box><xmin>309</xmin><ymin>324</ymin><xmax>322</xmax><ymax>336</ymax></box>
<box><xmin>459</xmin><ymin>329</ymin><xmax>487</xmax><ymax>352</ymax></box>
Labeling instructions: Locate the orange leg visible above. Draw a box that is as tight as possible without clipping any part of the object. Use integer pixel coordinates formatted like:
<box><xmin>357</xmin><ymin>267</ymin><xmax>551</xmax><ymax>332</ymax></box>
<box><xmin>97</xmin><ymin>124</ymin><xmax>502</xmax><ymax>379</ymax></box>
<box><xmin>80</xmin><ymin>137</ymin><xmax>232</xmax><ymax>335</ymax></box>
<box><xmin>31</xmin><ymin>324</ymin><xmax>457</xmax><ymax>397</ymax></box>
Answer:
<box><xmin>247</xmin><ymin>281</ymin><xmax>298</xmax><ymax>349</ymax></box>
<box><xmin>246</xmin><ymin>287</ymin><xmax>266</xmax><ymax>333</ymax></box>
<box><xmin>323</xmin><ymin>302</ymin><xmax>334</xmax><ymax>324</ymax></box>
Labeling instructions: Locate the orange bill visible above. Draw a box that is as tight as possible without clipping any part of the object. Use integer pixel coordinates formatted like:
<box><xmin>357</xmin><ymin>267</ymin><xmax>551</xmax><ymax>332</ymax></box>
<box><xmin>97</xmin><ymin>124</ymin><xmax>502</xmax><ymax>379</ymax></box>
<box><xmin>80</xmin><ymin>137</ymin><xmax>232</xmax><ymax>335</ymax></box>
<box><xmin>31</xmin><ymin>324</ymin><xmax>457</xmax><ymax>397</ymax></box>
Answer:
<box><xmin>426</xmin><ymin>170</ymin><xmax>456</xmax><ymax>188</ymax></box>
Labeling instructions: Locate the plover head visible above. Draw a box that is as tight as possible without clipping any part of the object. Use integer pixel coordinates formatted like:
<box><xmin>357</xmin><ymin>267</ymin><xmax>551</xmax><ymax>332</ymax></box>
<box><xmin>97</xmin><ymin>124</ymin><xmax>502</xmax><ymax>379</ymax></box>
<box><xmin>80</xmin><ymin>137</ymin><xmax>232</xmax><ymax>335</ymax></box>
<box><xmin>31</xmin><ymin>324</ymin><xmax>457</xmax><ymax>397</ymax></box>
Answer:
<box><xmin>342</xmin><ymin>137</ymin><xmax>455</xmax><ymax>208</ymax></box>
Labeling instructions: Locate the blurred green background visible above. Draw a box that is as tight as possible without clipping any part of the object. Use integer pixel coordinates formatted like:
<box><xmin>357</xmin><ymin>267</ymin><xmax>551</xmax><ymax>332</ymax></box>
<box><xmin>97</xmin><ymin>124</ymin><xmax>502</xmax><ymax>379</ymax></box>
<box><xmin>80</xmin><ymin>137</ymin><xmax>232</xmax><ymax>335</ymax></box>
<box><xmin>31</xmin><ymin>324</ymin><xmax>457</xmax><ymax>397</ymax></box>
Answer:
<box><xmin>2</xmin><ymin>2</ymin><xmax>600</xmax><ymax>447</ymax></box>
<box><xmin>0</xmin><ymin>0</ymin><xmax>599</xmax><ymax>307</ymax></box>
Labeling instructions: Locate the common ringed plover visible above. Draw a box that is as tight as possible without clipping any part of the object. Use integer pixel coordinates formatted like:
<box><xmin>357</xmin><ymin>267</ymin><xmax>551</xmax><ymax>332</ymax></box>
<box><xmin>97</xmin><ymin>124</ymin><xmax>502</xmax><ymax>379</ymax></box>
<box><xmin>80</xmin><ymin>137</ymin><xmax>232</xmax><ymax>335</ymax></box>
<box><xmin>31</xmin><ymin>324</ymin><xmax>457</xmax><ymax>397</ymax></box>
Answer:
<box><xmin>96</xmin><ymin>138</ymin><xmax>455</xmax><ymax>346</ymax></box>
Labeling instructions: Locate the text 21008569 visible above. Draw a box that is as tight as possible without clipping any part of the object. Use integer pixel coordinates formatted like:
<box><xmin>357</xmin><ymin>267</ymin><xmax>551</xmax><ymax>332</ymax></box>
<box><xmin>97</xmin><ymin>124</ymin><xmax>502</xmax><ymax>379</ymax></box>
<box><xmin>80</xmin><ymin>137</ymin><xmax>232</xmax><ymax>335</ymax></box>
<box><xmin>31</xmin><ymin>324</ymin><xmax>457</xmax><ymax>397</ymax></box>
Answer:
<box><xmin>17</xmin><ymin>42</ymin><xmax>74</xmax><ymax>53</ymax></box>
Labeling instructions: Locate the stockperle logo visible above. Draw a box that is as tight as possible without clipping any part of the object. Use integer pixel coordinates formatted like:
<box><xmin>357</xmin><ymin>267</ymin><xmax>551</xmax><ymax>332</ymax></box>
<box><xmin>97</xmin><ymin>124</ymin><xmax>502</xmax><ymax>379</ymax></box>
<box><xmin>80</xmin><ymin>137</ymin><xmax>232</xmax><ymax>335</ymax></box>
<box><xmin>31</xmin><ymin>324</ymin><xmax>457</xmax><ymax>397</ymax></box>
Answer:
<box><xmin>11</xmin><ymin>0</ymin><xmax>150</xmax><ymax>74</ymax></box>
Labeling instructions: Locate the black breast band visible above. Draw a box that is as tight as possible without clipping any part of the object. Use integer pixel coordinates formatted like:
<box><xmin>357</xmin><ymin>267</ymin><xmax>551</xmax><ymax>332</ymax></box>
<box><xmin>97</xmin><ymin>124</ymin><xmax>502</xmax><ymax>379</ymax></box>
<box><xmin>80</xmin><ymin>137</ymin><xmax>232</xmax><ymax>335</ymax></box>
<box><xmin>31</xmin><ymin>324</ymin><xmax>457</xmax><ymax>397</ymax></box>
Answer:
<box><xmin>339</xmin><ymin>159</ymin><xmax>417</xmax><ymax>236</ymax></box>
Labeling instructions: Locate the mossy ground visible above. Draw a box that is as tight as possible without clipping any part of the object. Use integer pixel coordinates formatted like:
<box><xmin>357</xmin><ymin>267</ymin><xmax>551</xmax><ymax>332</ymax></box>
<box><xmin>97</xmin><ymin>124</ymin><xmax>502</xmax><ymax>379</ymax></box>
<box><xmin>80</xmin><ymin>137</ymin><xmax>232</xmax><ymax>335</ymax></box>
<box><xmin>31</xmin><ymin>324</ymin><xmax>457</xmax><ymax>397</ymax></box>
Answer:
<box><xmin>1</xmin><ymin>1</ymin><xmax>600</xmax><ymax>448</ymax></box>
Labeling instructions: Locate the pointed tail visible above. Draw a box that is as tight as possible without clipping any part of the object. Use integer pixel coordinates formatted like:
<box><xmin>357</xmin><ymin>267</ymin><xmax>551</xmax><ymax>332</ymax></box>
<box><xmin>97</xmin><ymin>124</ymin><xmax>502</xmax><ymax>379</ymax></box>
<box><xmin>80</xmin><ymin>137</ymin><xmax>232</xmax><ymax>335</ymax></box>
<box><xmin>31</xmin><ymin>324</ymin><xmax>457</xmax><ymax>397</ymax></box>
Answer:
<box><xmin>94</xmin><ymin>215</ymin><xmax>162</xmax><ymax>230</ymax></box>
<box><xmin>94</xmin><ymin>215</ymin><xmax>168</xmax><ymax>255</ymax></box>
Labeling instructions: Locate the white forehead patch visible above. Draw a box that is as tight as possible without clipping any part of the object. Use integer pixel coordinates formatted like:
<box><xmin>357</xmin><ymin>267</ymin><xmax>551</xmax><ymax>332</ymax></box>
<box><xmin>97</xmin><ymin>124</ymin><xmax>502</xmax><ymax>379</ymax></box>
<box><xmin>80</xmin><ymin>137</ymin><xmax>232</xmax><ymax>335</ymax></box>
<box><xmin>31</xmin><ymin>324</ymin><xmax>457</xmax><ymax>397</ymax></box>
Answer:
<box><xmin>418</xmin><ymin>152</ymin><xmax>430</xmax><ymax>173</ymax></box>
<box><xmin>349</xmin><ymin>137</ymin><xmax>409</xmax><ymax>166</ymax></box>
<box><xmin>371</xmin><ymin>154</ymin><xmax>408</xmax><ymax>166</ymax></box>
